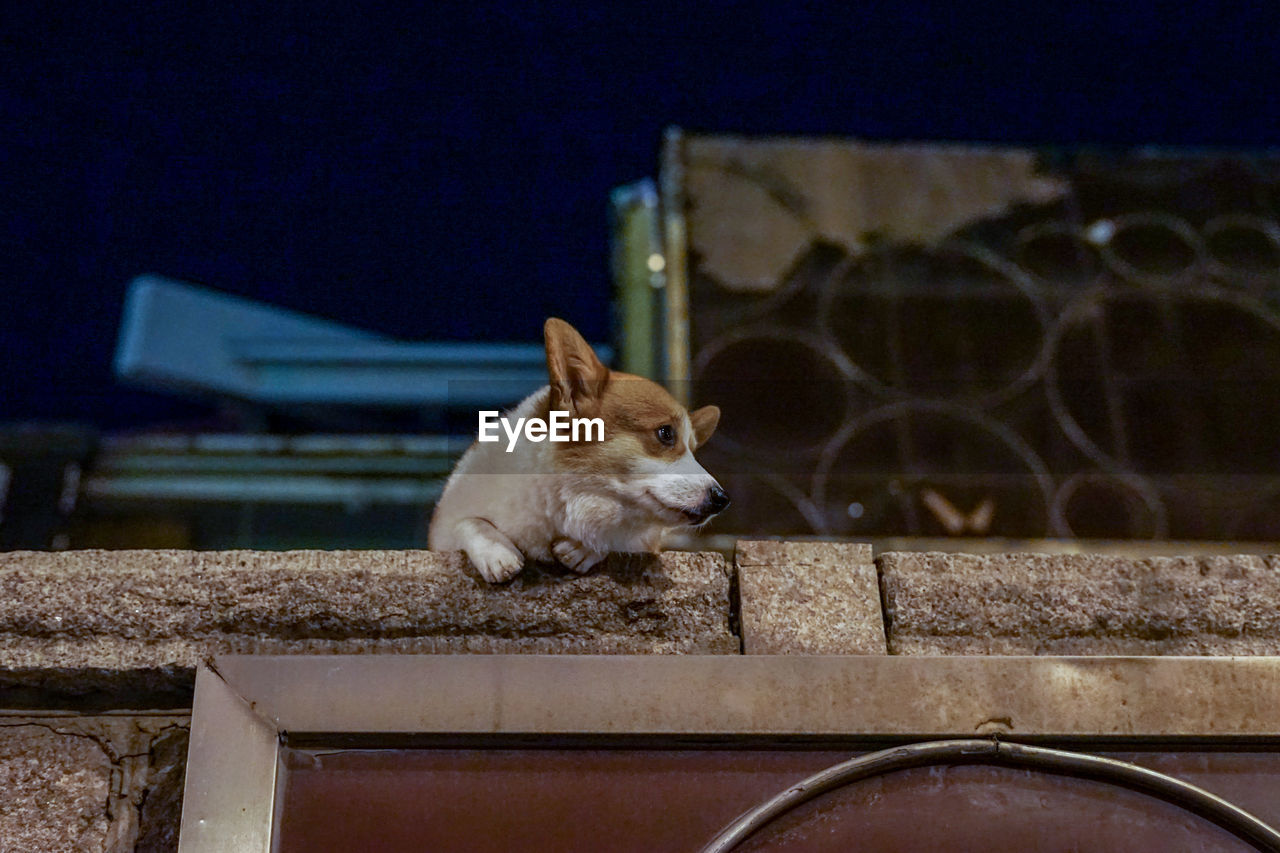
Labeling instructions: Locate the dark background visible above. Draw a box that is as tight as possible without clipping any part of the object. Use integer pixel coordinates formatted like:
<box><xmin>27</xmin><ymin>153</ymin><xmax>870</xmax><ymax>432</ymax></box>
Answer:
<box><xmin>4</xmin><ymin>3</ymin><xmax>1278</xmax><ymax>430</ymax></box>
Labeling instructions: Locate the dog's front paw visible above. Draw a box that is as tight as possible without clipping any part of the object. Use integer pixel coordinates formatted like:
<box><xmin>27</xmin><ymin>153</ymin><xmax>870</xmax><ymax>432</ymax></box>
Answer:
<box><xmin>468</xmin><ymin>540</ymin><xmax>525</xmax><ymax>584</ymax></box>
<box><xmin>552</xmin><ymin>538</ymin><xmax>605</xmax><ymax>574</ymax></box>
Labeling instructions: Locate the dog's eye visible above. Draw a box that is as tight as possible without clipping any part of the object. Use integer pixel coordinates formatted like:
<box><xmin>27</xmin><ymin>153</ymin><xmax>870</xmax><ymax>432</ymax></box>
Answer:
<box><xmin>655</xmin><ymin>424</ymin><xmax>676</xmax><ymax>447</ymax></box>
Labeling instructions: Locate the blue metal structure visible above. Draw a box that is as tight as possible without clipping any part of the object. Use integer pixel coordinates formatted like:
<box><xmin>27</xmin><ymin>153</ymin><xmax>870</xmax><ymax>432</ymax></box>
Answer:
<box><xmin>114</xmin><ymin>276</ymin><xmax>612</xmax><ymax>412</ymax></box>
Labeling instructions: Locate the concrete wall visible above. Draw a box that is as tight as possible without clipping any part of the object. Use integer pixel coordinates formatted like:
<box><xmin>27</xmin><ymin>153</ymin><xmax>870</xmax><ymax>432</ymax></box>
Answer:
<box><xmin>2</xmin><ymin>544</ymin><xmax>1279</xmax><ymax>851</ymax></box>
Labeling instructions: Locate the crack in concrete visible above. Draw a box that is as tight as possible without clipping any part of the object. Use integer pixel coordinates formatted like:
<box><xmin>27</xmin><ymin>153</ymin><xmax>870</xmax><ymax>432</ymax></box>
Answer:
<box><xmin>1</xmin><ymin>717</ymin><xmax>191</xmax><ymax>852</ymax></box>
<box><xmin>0</xmin><ymin>720</ymin><xmax>118</xmax><ymax>761</ymax></box>
<box><xmin>874</xmin><ymin>555</ymin><xmax>893</xmax><ymax>654</ymax></box>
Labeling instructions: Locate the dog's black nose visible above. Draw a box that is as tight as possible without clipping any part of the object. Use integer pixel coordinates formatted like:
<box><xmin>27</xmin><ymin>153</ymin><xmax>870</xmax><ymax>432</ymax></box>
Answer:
<box><xmin>707</xmin><ymin>484</ymin><xmax>730</xmax><ymax>513</ymax></box>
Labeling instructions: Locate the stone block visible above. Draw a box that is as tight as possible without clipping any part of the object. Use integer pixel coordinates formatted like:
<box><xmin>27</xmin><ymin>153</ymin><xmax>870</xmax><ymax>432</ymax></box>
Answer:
<box><xmin>0</xmin><ymin>723</ymin><xmax>112</xmax><ymax>852</ymax></box>
<box><xmin>880</xmin><ymin>552</ymin><xmax>1280</xmax><ymax>654</ymax></box>
<box><xmin>0</xmin><ymin>550</ymin><xmax>736</xmax><ymax>706</ymax></box>
<box><xmin>736</xmin><ymin>540</ymin><xmax>885</xmax><ymax>654</ymax></box>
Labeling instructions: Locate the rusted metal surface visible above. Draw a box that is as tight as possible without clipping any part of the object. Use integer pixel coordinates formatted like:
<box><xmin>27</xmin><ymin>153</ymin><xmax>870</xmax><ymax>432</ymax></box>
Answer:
<box><xmin>276</xmin><ymin>748</ymin><xmax>834</xmax><ymax>853</ymax></box>
<box><xmin>274</xmin><ymin>746</ymin><xmax>1280</xmax><ymax>852</ymax></box>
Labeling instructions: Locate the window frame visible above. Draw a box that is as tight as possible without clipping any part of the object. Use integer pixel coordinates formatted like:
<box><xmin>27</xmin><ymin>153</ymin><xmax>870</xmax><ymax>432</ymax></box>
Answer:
<box><xmin>177</xmin><ymin>654</ymin><xmax>1280</xmax><ymax>852</ymax></box>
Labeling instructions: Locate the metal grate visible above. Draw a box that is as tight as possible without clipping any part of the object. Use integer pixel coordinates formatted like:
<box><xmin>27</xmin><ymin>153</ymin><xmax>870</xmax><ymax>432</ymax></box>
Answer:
<box><xmin>669</xmin><ymin>135</ymin><xmax>1280</xmax><ymax>540</ymax></box>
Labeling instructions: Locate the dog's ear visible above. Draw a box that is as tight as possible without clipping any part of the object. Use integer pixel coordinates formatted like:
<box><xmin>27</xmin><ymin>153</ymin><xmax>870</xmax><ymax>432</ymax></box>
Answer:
<box><xmin>545</xmin><ymin>318</ymin><xmax>609</xmax><ymax>415</ymax></box>
<box><xmin>689</xmin><ymin>405</ymin><xmax>720</xmax><ymax>448</ymax></box>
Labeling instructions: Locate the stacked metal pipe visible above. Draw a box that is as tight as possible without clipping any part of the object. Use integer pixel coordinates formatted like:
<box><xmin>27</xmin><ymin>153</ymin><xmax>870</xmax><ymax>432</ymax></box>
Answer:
<box><xmin>682</xmin><ymin>145</ymin><xmax>1280</xmax><ymax>540</ymax></box>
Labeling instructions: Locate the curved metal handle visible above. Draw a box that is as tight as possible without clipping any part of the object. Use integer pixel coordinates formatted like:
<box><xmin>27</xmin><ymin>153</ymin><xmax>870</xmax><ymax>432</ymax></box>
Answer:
<box><xmin>699</xmin><ymin>738</ymin><xmax>1280</xmax><ymax>853</ymax></box>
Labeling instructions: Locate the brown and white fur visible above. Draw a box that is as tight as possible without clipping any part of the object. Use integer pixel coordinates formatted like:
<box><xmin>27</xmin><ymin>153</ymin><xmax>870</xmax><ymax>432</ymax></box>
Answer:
<box><xmin>428</xmin><ymin>318</ymin><xmax>729</xmax><ymax>583</ymax></box>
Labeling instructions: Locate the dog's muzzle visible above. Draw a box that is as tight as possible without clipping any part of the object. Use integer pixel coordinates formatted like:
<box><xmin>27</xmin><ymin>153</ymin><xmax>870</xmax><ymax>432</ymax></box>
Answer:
<box><xmin>690</xmin><ymin>484</ymin><xmax>730</xmax><ymax>523</ymax></box>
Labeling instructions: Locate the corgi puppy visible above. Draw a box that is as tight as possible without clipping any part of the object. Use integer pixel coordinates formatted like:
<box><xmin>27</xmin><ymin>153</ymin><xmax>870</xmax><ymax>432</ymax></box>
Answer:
<box><xmin>429</xmin><ymin>318</ymin><xmax>729</xmax><ymax>583</ymax></box>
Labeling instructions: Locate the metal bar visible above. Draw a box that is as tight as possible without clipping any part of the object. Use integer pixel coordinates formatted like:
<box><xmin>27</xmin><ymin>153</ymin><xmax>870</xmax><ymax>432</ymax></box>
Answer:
<box><xmin>92</xmin><ymin>455</ymin><xmax>455</xmax><ymax>475</ymax></box>
<box><xmin>97</xmin><ymin>433</ymin><xmax>455</xmax><ymax>455</ymax></box>
<box><xmin>210</xmin><ymin>655</ymin><xmax>1280</xmax><ymax>739</ymax></box>
<box><xmin>610</xmin><ymin>179</ymin><xmax>664</xmax><ymax>379</ymax></box>
<box><xmin>231</xmin><ymin>339</ymin><xmax>551</xmax><ymax>366</ymax></box>
<box><xmin>231</xmin><ymin>341</ymin><xmax>609</xmax><ymax>406</ymax></box>
<box><xmin>178</xmin><ymin>662</ymin><xmax>281</xmax><ymax>853</ymax></box>
<box><xmin>83</xmin><ymin>474</ymin><xmax>443</xmax><ymax>505</ymax></box>
<box><xmin>661</xmin><ymin>126</ymin><xmax>691</xmax><ymax>402</ymax></box>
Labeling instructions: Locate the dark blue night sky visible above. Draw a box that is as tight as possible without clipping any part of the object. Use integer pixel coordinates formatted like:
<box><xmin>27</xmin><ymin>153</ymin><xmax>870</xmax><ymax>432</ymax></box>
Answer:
<box><xmin>4</xmin><ymin>3</ymin><xmax>1278</xmax><ymax>428</ymax></box>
